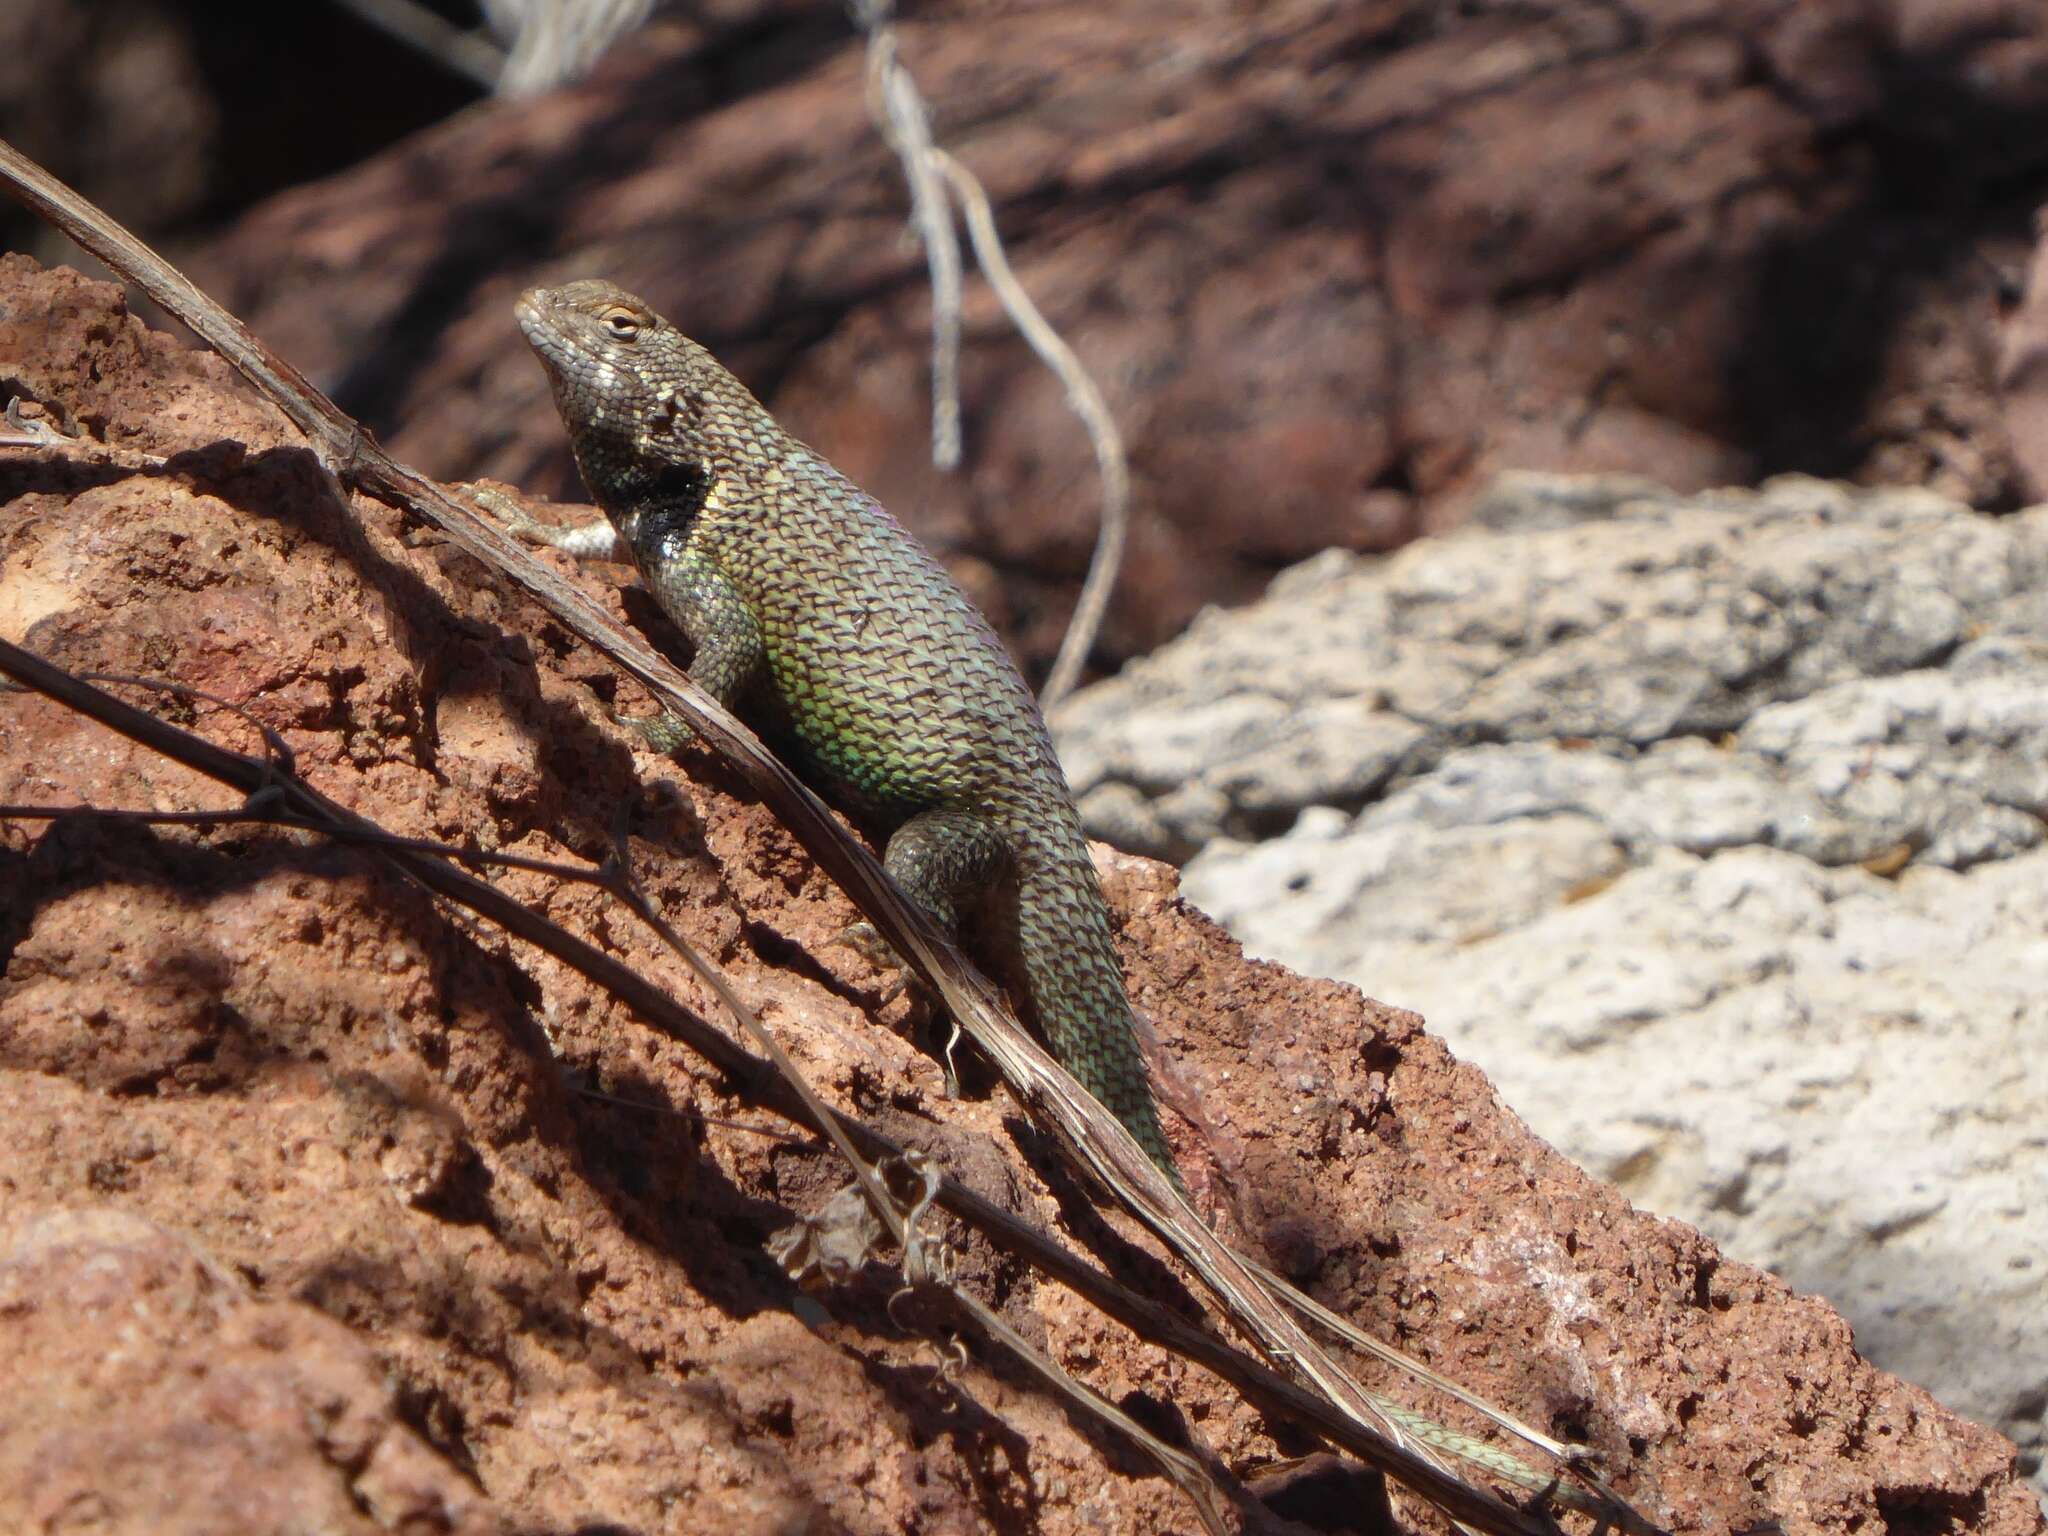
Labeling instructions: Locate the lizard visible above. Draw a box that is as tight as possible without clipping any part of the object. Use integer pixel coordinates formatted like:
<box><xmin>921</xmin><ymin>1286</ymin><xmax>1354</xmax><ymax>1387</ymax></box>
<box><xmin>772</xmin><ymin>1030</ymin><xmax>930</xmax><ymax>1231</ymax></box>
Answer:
<box><xmin>484</xmin><ymin>279</ymin><xmax>1182</xmax><ymax>1187</ymax></box>
<box><xmin>466</xmin><ymin>285</ymin><xmax>1647</xmax><ymax>1527</ymax></box>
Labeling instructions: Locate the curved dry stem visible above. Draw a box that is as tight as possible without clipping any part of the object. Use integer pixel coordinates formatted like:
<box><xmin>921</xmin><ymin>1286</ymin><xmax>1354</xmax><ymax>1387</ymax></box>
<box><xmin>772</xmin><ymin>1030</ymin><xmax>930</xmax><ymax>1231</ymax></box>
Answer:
<box><xmin>858</xmin><ymin>7</ymin><xmax>963</xmax><ymax>469</ymax></box>
<box><xmin>927</xmin><ymin>147</ymin><xmax>1129</xmax><ymax>707</ymax></box>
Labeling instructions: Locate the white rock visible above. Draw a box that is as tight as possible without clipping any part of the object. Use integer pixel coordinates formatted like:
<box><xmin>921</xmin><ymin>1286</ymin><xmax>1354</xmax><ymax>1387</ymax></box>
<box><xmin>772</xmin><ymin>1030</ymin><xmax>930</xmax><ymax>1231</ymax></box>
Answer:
<box><xmin>1062</xmin><ymin>475</ymin><xmax>2048</xmax><ymax>1491</ymax></box>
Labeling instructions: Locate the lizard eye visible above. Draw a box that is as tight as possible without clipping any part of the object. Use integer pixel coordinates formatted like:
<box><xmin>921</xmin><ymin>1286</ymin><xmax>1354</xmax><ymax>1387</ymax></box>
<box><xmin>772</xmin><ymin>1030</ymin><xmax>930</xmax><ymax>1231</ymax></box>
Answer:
<box><xmin>601</xmin><ymin>308</ymin><xmax>642</xmax><ymax>341</ymax></box>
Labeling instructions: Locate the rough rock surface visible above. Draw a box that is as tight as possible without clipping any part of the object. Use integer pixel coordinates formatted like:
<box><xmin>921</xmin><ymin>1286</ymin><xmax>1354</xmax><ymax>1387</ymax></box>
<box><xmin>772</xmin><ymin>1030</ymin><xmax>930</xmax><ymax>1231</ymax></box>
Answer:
<box><xmin>0</xmin><ymin>1208</ymin><xmax>498</xmax><ymax>1534</ymax></box>
<box><xmin>1054</xmin><ymin>473</ymin><xmax>2048</xmax><ymax>1498</ymax></box>
<box><xmin>4</xmin><ymin>258</ymin><xmax>2039</xmax><ymax>1536</ymax></box>
<box><xmin>191</xmin><ymin>0</ymin><xmax>2048</xmax><ymax>678</ymax></box>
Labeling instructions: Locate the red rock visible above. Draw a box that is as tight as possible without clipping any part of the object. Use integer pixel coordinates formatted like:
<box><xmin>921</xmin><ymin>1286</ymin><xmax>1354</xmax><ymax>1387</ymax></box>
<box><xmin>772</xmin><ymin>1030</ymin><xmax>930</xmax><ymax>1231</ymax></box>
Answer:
<box><xmin>0</xmin><ymin>256</ymin><xmax>2036</xmax><ymax>1536</ymax></box>
<box><xmin>0</xmin><ymin>1208</ymin><xmax>500</xmax><ymax>1535</ymax></box>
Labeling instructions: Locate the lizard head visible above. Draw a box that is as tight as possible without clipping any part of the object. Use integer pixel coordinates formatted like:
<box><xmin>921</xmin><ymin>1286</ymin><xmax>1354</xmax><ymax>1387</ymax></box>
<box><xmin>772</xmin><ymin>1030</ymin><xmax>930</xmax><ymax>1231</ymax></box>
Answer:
<box><xmin>515</xmin><ymin>280</ymin><xmax>777</xmax><ymax>508</ymax></box>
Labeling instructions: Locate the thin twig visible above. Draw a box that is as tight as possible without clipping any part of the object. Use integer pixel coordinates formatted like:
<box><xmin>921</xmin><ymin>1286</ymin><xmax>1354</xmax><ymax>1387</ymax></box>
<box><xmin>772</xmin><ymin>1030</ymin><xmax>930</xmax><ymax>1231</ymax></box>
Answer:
<box><xmin>927</xmin><ymin>149</ymin><xmax>1129</xmax><ymax>707</ymax></box>
<box><xmin>0</xmin><ymin>684</ymin><xmax>1230</xmax><ymax>1533</ymax></box>
<box><xmin>0</xmin><ymin>641</ymin><xmax>1639</xmax><ymax>1533</ymax></box>
<box><xmin>325</xmin><ymin>0</ymin><xmax>505</xmax><ymax>89</ymax></box>
<box><xmin>3</xmin><ymin>395</ymin><xmax>71</xmax><ymax>446</ymax></box>
<box><xmin>856</xmin><ymin>2</ymin><xmax>962</xmax><ymax>469</ymax></box>
<box><xmin>483</xmin><ymin>0</ymin><xmax>659</xmax><ymax>96</ymax></box>
<box><xmin>0</xmin><ymin>674</ymin><xmax>1486</xmax><ymax>1525</ymax></box>
<box><xmin>607</xmin><ymin>861</ymin><xmax>1232</xmax><ymax>1534</ymax></box>
<box><xmin>1263</xmin><ymin>1265</ymin><xmax>1582</xmax><ymax>1466</ymax></box>
<box><xmin>0</xmin><ymin>663</ymin><xmax>1188</xmax><ymax>1536</ymax></box>
<box><xmin>848</xmin><ymin>9</ymin><xmax>1129</xmax><ymax>699</ymax></box>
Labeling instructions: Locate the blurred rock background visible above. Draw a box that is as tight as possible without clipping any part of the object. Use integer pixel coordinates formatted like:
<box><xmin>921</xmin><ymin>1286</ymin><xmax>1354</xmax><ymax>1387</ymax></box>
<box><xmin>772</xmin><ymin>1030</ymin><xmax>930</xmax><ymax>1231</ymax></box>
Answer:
<box><xmin>17</xmin><ymin>1</ymin><xmax>2048</xmax><ymax>672</ymax></box>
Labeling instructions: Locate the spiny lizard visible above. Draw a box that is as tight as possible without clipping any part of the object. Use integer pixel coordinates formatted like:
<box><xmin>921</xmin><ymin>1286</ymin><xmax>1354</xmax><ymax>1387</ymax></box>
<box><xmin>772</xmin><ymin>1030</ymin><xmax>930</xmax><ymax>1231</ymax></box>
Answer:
<box><xmin>493</xmin><ymin>279</ymin><xmax>1180</xmax><ymax>1183</ymax></box>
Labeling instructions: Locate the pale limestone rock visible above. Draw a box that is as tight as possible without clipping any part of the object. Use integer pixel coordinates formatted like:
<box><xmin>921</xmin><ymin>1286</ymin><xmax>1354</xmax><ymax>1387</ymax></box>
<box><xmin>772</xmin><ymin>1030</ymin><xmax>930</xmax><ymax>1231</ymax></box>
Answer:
<box><xmin>1056</xmin><ymin>476</ymin><xmax>2048</xmax><ymax>1491</ymax></box>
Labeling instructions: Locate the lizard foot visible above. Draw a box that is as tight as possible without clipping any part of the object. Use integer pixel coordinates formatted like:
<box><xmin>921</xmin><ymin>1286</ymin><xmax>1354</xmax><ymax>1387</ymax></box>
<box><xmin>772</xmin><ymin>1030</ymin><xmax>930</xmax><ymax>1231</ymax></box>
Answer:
<box><xmin>833</xmin><ymin>920</ymin><xmax>911</xmax><ymax>1005</ymax></box>
<box><xmin>461</xmin><ymin>481</ymin><xmax>553</xmax><ymax>538</ymax></box>
<box><xmin>612</xmin><ymin>707</ymin><xmax>696</xmax><ymax>754</ymax></box>
<box><xmin>464</xmin><ymin>481</ymin><xmax>625</xmax><ymax>560</ymax></box>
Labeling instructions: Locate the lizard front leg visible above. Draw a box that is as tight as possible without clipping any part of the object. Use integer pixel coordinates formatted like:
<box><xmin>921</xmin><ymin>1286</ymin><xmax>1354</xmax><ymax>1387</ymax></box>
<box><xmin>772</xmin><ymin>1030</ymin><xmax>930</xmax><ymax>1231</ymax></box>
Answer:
<box><xmin>623</xmin><ymin>546</ymin><xmax>765</xmax><ymax>751</ymax></box>
<box><xmin>474</xmin><ymin>485</ymin><xmax>756</xmax><ymax>750</ymax></box>
<box><xmin>466</xmin><ymin>483</ymin><xmax>629</xmax><ymax>561</ymax></box>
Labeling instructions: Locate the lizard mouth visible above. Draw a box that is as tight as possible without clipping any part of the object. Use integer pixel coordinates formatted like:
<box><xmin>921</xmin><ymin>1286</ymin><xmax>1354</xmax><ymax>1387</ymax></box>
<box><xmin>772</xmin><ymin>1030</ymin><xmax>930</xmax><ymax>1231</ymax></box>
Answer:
<box><xmin>513</xmin><ymin>292</ymin><xmax>549</xmax><ymax>345</ymax></box>
<box><xmin>513</xmin><ymin>296</ymin><xmax>576</xmax><ymax>377</ymax></box>
<box><xmin>515</xmin><ymin>287</ymin><xmax>579</xmax><ymax>351</ymax></box>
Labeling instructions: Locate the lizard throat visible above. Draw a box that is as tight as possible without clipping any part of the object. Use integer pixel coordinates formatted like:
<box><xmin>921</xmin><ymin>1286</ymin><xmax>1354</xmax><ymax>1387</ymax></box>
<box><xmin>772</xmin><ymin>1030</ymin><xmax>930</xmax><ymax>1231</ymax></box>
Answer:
<box><xmin>600</xmin><ymin>456</ymin><xmax>712</xmax><ymax>569</ymax></box>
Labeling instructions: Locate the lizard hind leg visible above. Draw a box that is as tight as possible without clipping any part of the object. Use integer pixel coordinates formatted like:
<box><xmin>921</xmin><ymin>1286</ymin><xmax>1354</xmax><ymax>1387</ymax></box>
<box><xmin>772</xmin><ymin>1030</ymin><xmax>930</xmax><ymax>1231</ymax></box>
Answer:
<box><xmin>837</xmin><ymin>807</ymin><xmax>1013</xmax><ymax>969</ymax></box>
<box><xmin>837</xmin><ymin>807</ymin><xmax>1012</xmax><ymax>1094</ymax></box>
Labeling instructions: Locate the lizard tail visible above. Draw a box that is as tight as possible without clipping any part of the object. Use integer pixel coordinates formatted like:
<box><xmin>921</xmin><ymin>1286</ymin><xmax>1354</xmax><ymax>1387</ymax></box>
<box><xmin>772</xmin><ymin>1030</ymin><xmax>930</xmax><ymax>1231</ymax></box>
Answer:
<box><xmin>1012</xmin><ymin>849</ymin><xmax>1184</xmax><ymax>1190</ymax></box>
